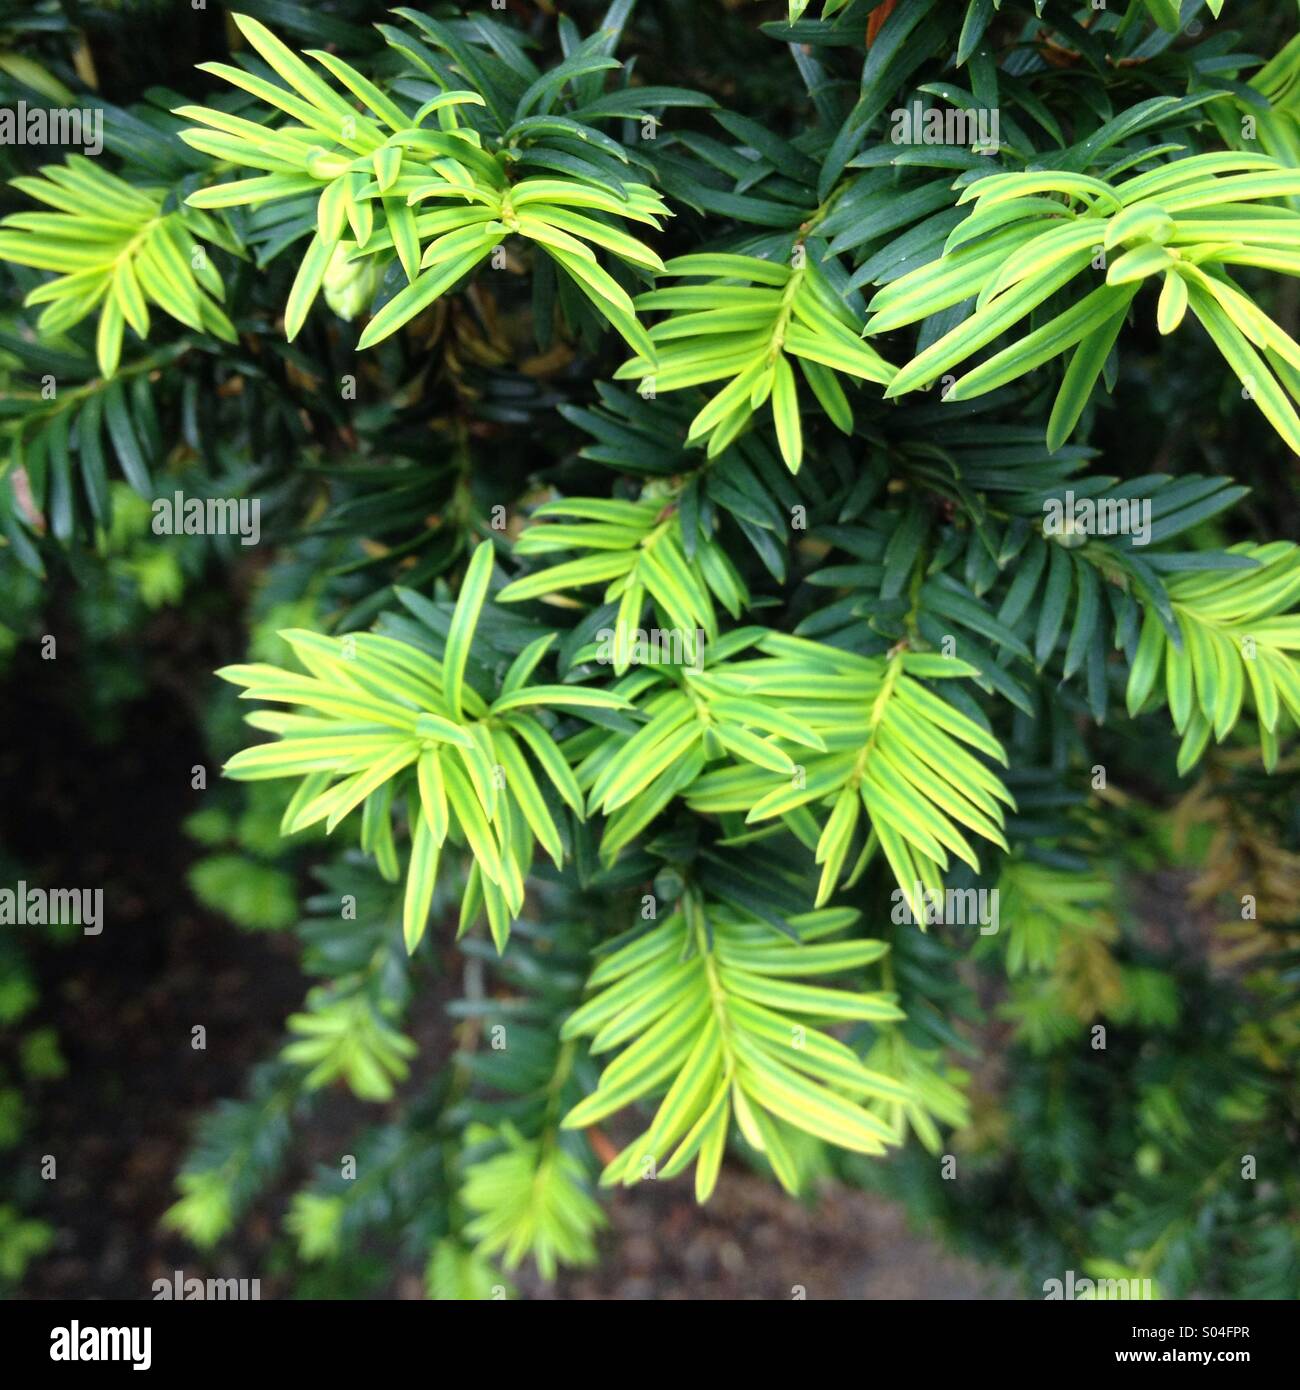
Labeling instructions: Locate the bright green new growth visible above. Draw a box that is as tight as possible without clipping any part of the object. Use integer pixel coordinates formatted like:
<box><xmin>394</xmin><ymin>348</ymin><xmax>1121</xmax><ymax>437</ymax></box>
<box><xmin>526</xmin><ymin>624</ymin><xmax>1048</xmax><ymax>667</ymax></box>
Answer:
<box><xmin>283</xmin><ymin>987</ymin><xmax>418</xmax><ymax>1101</ymax></box>
<box><xmin>0</xmin><ymin>157</ymin><xmax>237</xmax><ymax>375</ymax></box>
<box><xmin>874</xmin><ymin>153</ymin><xmax>1300</xmax><ymax>452</ymax></box>
<box><xmin>561</xmin><ymin>899</ymin><xmax>905</xmax><ymax>1200</ymax></box>
<box><xmin>179</xmin><ymin>13</ymin><xmax>669</xmax><ymax>355</ymax></box>
<box><xmin>684</xmin><ymin>643</ymin><xmax>1014</xmax><ymax>919</ymax></box>
<box><xmin>1126</xmin><ymin>542</ymin><xmax>1300</xmax><ymax>773</ymax></box>
<box><xmin>497</xmin><ymin>494</ymin><xmax>747</xmax><ymax>660</ymax></box>
<box><xmin>218</xmin><ymin>541</ymin><xmax>628</xmax><ymax>954</ymax></box>
<box><xmin>459</xmin><ymin>1121</ymin><xmax>605</xmax><ymax>1279</ymax></box>
<box><xmin>222</xmin><ymin>550</ymin><xmax>1016</xmax><ymax>950</ymax></box>
<box><xmin>616</xmin><ymin>252</ymin><xmax>895</xmax><ymax>471</ymax></box>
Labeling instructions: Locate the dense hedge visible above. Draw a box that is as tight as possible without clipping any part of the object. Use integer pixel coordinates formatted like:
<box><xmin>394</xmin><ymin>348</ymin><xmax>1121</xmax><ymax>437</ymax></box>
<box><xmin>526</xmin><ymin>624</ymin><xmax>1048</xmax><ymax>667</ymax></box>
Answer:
<box><xmin>1</xmin><ymin>0</ymin><xmax>1297</xmax><ymax>1298</ymax></box>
